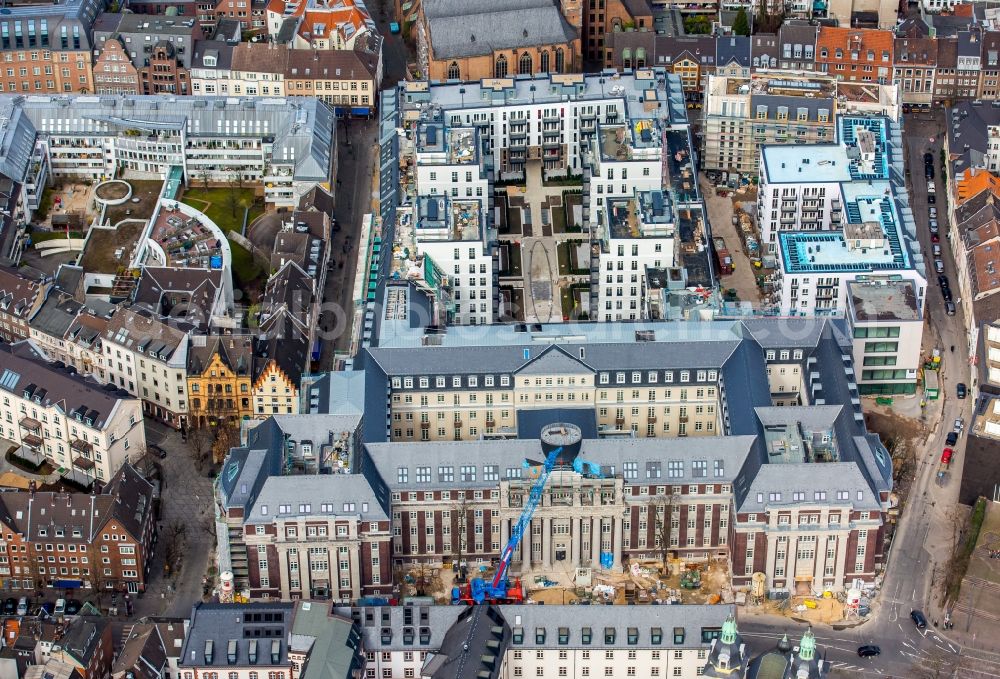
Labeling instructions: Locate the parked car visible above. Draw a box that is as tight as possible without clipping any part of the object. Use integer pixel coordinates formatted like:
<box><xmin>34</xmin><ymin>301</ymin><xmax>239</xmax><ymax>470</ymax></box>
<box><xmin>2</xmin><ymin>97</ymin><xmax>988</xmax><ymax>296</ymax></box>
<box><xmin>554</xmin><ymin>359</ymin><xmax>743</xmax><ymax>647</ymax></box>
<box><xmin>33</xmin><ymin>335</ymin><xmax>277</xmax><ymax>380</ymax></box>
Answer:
<box><xmin>858</xmin><ymin>645</ymin><xmax>882</xmax><ymax>658</ymax></box>
<box><xmin>935</xmin><ymin>259</ymin><xmax>945</xmax><ymax>273</ymax></box>
<box><xmin>929</xmin><ymin>220</ymin><xmax>939</xmax><ymax>234</ymax></box>
<box><xmin>946</xmin><ymin>431</ymin><xmax>959</xmax><ymax>447</ymax></box>
<box><xmin>924</xmin><ymin>152</ymin><xmax>934</xmax><ymax>165</ymax></box>
<box><xmin>929</xmin><ymin>207</ymin><xmax>938</xmax><ymax>218</ymax></box>
<box><xmin>926</xmin><ymin>165</ymin><xmax>935</xmax><ymax>178</ymax></box>
<box><xmin>149</xmin><ymin>443</ymin><xmax>167</xmax><ymax>459</ymax></box>
<box><xmin>955</xmin><ymin>418</ymin><xmax>965</xmax><ymax>433</ymax></box>
<box><xmin>54</xmin><ymin>598</ymin><xmax>66</xmax><ymax>616</ymax></box>
<box><xmin>64</xmin><ymin>599</ymin><xmax>82</xmax><ymax>616</ymax></box>
<box><xmin>928</xmin><ymin>194</ymin><xmax>936</xmax><ymax>204</ymax></box>
<box><xmin>16</xmin><ymin>597</ymin><xmax>27</xmax><ymax>616</ymax></box>
<box><xmin>1</xmin><ymin>598</ymin><xmax>15</xmax><ymax>615</ymax></box>
<box><xmin>957</xmin><ymin>383</ymin><xmax>967</xmax><ymax>399</ymax></box>
<box><xmin>38</xmin><ymin>601</ymin><xmax>54</xmax><ymax>617</ymax></box>
<box><xmin>911</xmin><ymin>610</ymin><xmax>928</xmax><ymax>629</ymax></box>
<box><xmin>927</xmin><ymin>180</ymin><xmax>936</xmax><ymax>193</ymax></box>
<box><xmin>938</xmin><ymin>274</ymin><xmax>949</xmax><ymax>287</ymax></box>
<box><xmin>942</xmin><ymin>286</ymin><xmax>953</xmax><ymax>303</ymax></box>
<box><xmin>932</xmin><ymin>244</ymin><xmax>941</xmax><ymax>257</ymax></box>
<box><xmin>945</xmin><ymin>300</ymin><xmax>956</xmax><ymax>316</ymax></box>
<box><xmin>931</xmin><ymin>233</ymin><xmax>940</xmax><ymax>243</ymax></box>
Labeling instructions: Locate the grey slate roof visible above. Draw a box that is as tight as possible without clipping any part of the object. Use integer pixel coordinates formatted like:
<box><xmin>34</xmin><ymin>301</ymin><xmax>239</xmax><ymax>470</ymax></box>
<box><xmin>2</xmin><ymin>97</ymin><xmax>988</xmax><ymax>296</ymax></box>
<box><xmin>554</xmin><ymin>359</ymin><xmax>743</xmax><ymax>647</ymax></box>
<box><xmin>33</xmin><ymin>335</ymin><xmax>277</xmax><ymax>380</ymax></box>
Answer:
<box><xmin>716</xmin><ymin>35</ymin><xmax>751</xmax><ymax>68</ymax></box>
<box><xmin>179</xmin><ymin>602</ymin><xmax>295</xmax><ymax>668</ymax></box>
<box><xmin>423</xmin><ymin>0</ymin><xmax>577</xmax><ymax>59</ymax></box>
<box><xmin>360</xmin><ymin>435</ymin><xmax>756</xmax><ymax>491</ymax></box>
<box><xmin>333</xmin><ymin>605</ymin><xmax>462</xmax><ymax>652</ymax></box>
<box><xmin>497</xmin><ymin>603</ymin><xmax>733</xmax><ymax>648</ymax></box>
<box><xmin>30</xmin><ymin>290</ymin><xmax>83</xmax><ymax>339</ymax></box>
<box><xmin>245</xmin><ymin>474</ymin><xmax>389</xmax><ymax>524</ymax></box>
<box><xmin>738</xmin><ymin>462</ymin><xmax>882</xmax><ymax>513</ymax></box>
<box><xmin>423</xmin><ymin>605</ymin><xmax>507</xmax><ymax>679</ymax></box>
<box><xmin>0</xmin><ymin>341</ymin><xmax>132</xmax><ymax>431</ymax></box>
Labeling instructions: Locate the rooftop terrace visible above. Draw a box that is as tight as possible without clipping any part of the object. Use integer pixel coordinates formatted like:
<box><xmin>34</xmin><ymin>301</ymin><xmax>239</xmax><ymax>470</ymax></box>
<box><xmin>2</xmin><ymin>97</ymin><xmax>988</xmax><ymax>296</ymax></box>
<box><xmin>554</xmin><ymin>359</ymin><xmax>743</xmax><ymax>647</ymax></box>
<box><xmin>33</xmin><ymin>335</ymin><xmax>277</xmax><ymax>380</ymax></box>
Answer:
<box><xmin>416</xmin><ymin>196</ymin><xmax>482</xmax><ymax>243</ymax></box>
<box><xmin>416</xmin><ymin>123</ymin><xmax>478</xmax><ymax>165</ymax></box>
<box><xmin>599</xmin><ymin>119</ymin><xmax>661</xmax><ymax>161</ymax></box>
<box><xmin>847</xmin><ymin>278</ymin><xmax>921</xmax><ymax>322</ymax></box>
<box><xmin>146</xmin><ymin>200</ymin><xmax>229</xmax><ymax>271</ymax></box>
<box><xmin>748</xmin><ymin>72</ymin><xmax>837</xmax><ymax>98</ymax></box>
<box><xmin>606</xmin><ymin>191</ymin><xmax>674</xmax><ymax>240</ymax></box>
<box><xmin>401</xmin><ymin>70</ymin><xmax>687</xmax><ymax>126</ymax></box>
<box><xmin>761</xmin><ymin>419</ymin><xmax>839</xmax><ymax>465</ymax></box>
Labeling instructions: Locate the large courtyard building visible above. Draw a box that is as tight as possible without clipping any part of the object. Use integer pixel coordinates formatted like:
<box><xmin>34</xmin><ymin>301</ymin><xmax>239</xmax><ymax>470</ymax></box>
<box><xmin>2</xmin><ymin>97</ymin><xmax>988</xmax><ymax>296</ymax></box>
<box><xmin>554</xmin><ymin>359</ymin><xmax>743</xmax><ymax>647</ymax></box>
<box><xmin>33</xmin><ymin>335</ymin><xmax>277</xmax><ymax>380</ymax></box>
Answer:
<box><xmin>218</xmin><ymin>315</ymin><xmax>893</xmax><ymax>601</ymax></box>
<box><xmin>384</xmin><ymin>69</ymin><xmax>707</xmax><ymax>325</ymax></box>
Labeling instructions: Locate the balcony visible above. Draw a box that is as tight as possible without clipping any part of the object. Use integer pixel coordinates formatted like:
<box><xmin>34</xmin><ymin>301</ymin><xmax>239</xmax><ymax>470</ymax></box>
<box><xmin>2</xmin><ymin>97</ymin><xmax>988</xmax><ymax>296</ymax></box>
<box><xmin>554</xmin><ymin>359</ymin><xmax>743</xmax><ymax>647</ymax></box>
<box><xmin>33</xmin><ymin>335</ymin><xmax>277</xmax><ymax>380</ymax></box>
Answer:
<box><xmin>615</xmin><ymin>417</ymin><xmax>626</xmax><ymax>427</ymax></box>
<box><xmin>420</xmin><ymin>421</ymin><xmax>430</xmax><ymax>430</ymax></box>
<box><xmin>22</xmin><ymin>434</ymin><xmax>43</xmax><ymax>449</ymax></box>
<box><xmin>679</xmin><ymin>416</ymin><xmax>689</xmax><ymax>423</ymax></box>
<box><xmin>647</xmin><ymin>416</ymin><xmax>657</xmax><ymax>424</ymax></box>
<box><xmin>73</xmin><ymin>456</ymin><xmax>95</xmax><ymax>472</ymax></box>
<box><xmin>70</xmin><ymin>438</ymin><xmax>93</xmax><ymax>454</ymax></box>
<box><xmin>19</xmin><ymin>416</ymin><xmax>41</xmax><ymax>432</ymax></box>
<box><xmin>453</xmin><ymin>418</ymin><xmax>463</xmax><ymax>427</ymax></box>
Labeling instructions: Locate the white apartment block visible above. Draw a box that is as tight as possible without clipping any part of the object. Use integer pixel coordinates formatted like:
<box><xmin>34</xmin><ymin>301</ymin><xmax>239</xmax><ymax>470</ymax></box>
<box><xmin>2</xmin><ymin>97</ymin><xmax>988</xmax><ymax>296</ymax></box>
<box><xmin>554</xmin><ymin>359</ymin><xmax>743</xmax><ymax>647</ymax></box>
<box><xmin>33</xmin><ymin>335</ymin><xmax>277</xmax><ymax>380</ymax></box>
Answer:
<box><xmin>103</xmin><ymin>309</ymin><xmax>190</xmax><ymax>429</ymax></box>
<box><xmin>9</xmin><ymin>95</ymin><xmax>335</xmax><ymax>210</ymax></box>
<box><xmin>0</xmin><ymin>341</ymin><xmax>146</xmax><ymax>484</ymax></box>
<box><xmin>595</xmin><ymin>189</ymin><xmax>676</xmax><ymax>321</ymax></box>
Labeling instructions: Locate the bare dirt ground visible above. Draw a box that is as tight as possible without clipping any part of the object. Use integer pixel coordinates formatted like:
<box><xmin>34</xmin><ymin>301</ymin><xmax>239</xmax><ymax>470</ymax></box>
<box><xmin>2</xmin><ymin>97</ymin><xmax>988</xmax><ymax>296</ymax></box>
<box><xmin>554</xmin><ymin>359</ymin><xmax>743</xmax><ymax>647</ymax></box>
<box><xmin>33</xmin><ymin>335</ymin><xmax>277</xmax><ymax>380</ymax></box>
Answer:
<box><xmin>864</xmin><ymin>407</ymin><xmax>928</xmax><ymax>506</ymax></box>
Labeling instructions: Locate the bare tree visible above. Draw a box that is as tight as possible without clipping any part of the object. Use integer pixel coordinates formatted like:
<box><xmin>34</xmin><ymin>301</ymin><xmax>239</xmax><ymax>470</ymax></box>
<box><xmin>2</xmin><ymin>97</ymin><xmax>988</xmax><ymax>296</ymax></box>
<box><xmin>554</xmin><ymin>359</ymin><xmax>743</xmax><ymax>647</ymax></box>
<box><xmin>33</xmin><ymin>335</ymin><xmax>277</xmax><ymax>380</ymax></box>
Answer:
<box><xmin>186</xmin><ymin>425</ymin><xmax>212</xmax><ymax>471</ymax></box>
<box><xmin>163</xmin><ymin>521</ymin><xmax>188</xmax><ymax>576</ymax></box>
<box><xmin>198</xmin><ymin>167</ymin><xmax>211</xmax><ymax>191</ymax></box>
<box><xmin>226</xmin><ymin>174</ymin><xmax>244</xmax><ymax>218</ymax></box>
<box><xmin>649</xmin><ymin>492</ymin><xmax>680</xmax><ymax>575</ymax></box>
<box><xmin>211</xmin><ymin>419</ymin><xmax>240</xmax><ymax>464</ymax></box>
<box><xmin>450</xmin><ymin>494</ymin><xmax>470</xmax><ymax>582</ymax></box>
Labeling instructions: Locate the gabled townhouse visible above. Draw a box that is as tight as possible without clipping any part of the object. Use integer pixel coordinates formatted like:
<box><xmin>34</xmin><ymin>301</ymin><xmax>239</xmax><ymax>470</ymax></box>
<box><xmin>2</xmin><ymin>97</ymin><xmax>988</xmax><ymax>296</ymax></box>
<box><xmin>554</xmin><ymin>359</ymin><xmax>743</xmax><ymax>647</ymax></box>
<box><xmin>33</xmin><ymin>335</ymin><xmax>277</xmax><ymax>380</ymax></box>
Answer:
<box><xmin>215</xmin><ymin>0</ymin><xmax>268</xmax><ymax>33</ymax></box>
<box><xmin>978</xmin><ymin>30</ymin><xmax>1000</xmax><ymax>100</ymax></box>
<box><xmin>777</xmin><ymin>21</ymin><xmax>819</xmax><ymax>72</ymax></box>
<box><xmin>186</xmin><ymin>334</ymin><xmax>256</xmax><ymax>427</ymax></box>
<box><xmin>716</xmin><ymin>35</ymin><xmax>751</xmax><ymax>78</ymax></box>
<box><xmin>0</xmin><ymin>464</ymin><xmax>155</xmax><ymax>593</ymax></box>
<box><xmin>93</xmin><ymin>37</ymin><xmax>142</xmax><ymax>96</ymax></box>
<box><xmin>893</xmin><ymin>36</ymin><xmax>937</xmax><ymax>108</ymax></box>
<box><xmin>112</xmin><ymin>620</ymin><xmax>187</xmax><ymax>679</ymax></box>
<box><xmin>188</xmin><ymin>40</ymin><xmax>236</xmax><ymax>96</ymax></box>
<box><xmin>0</xmin><ymin>267</ymin><xmax>47</xmax><ymax>344</ymax></box>
<box><xmin>750</xmin><ymin>33</ymin><xmax>780</xmax><ymax>70</ymax></box>
<box><xmin>955</xmin><ymin>29</ymin><xmax>984</xmax><ymax>99</ymax></box>
<box><xmin>103</xmin><ymin>309</ymin><xmax>190</xmax><ymax>430</ymax></box>
<box><xmin>815</xmin><ymin>26</ymin><xmax>893</xmax><ymax>84</ymax></box>
<box><xmin>0</xmin><ymin>342</ymin><xmax>146</xmax><ymax>484</ymax></box>
<box><xmin>46</xmin><ymin>617</ymin><xmax>114</xmax><ymax>679</ymax></box>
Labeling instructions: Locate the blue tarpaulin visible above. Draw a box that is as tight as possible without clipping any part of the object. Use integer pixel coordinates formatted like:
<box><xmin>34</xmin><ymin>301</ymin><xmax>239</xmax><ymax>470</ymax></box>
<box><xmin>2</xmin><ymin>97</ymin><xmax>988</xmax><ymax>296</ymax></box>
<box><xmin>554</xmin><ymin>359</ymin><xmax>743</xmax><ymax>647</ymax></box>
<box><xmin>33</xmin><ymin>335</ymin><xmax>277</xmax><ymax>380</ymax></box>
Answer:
<box><xmin>600</xmin><ymin>552</ymin><xmax>614</xmax><ymax>570</ymax></box>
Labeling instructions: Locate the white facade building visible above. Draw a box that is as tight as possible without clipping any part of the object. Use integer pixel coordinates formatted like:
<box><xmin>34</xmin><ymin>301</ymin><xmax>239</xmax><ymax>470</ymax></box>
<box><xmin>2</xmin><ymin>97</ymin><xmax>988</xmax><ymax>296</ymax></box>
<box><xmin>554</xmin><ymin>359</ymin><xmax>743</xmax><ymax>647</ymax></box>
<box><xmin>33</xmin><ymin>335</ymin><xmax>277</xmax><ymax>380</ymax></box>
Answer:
<box><xmin>103</xmin><ymin>309</ymin><xmax>190</xmax><ymax>429</ymax></box>
<box><xmin>0</xmin><ymin>341</ymin><xmax>146</xmax><ymax>484</ymax></box>
<box><xmin>10</xmin><ymin>95</ymin><xmax>336</xmax><ymax>209</ymax></box>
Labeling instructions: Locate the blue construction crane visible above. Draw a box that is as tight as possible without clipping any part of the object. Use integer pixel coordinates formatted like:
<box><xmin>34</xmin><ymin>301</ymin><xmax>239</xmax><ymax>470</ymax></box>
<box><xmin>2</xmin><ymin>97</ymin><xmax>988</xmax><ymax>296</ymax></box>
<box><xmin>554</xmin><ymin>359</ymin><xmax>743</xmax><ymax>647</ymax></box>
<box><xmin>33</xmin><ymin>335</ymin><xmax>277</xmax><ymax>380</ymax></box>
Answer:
<box><xmin>452</xmin><ymin>446</ymin><xmax>564</xmax><ymax>605</ymax></box>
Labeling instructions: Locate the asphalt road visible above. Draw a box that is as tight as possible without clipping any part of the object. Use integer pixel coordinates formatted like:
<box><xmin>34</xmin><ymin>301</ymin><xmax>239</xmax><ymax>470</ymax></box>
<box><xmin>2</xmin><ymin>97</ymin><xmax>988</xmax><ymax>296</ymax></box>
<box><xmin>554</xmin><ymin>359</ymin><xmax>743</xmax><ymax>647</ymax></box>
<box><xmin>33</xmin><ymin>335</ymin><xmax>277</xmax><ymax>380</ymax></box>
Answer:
<box><xmin>741</xmin><ymin>112</ymin><xmax>990</xmax><ymax>678</ymax></box>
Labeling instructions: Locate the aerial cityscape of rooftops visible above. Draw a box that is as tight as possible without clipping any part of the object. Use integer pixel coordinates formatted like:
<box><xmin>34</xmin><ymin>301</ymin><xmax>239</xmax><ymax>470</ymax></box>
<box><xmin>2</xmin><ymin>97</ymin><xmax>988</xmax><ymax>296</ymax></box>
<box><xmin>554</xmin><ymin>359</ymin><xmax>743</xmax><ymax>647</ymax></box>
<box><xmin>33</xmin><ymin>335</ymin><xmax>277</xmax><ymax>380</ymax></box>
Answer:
<box><xmin>0</xmin><ymin>0</ymin><xmax>999</xmax><ymax>677</ymax></box>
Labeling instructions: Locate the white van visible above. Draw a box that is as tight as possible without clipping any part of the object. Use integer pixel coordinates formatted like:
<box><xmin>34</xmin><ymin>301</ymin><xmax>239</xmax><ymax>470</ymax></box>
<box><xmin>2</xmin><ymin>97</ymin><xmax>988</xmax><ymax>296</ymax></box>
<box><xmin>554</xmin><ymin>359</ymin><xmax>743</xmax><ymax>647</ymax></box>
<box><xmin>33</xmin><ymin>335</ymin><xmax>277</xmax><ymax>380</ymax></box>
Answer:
<box><xmin>927</xmin><ymin>181</ymin><xmax>936</xmax><ymax>193</ymax></box>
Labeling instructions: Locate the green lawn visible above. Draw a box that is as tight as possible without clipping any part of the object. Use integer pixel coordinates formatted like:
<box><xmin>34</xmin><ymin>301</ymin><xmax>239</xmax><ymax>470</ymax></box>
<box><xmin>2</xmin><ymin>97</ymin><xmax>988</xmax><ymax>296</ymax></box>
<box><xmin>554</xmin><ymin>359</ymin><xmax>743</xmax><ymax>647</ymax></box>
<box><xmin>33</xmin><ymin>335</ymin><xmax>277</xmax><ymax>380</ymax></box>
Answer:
<box><xmin>180</xmin><ymin>187</ymin><xmax>264</xmax><ymax>233</ymax></box>
<box><xmin>181</xmin><ymin>187</ymin><xmax>266</xmax><ymax>292</ymax></box>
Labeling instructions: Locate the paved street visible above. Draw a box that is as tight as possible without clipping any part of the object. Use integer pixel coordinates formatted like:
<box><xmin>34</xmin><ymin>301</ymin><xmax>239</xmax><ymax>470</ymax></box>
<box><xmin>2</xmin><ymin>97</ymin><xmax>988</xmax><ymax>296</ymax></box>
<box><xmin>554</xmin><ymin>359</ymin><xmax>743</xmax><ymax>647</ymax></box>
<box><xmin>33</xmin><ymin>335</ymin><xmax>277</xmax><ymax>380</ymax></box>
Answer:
<box><xmin>133</xmin><ymin>420</ymin><xmax>215</xmax><ymax>619</ymax></box>
<box><xmin>741</xmin><ymin>111</ymin><xmax>988</xmax><ymax>677</ymax></box>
